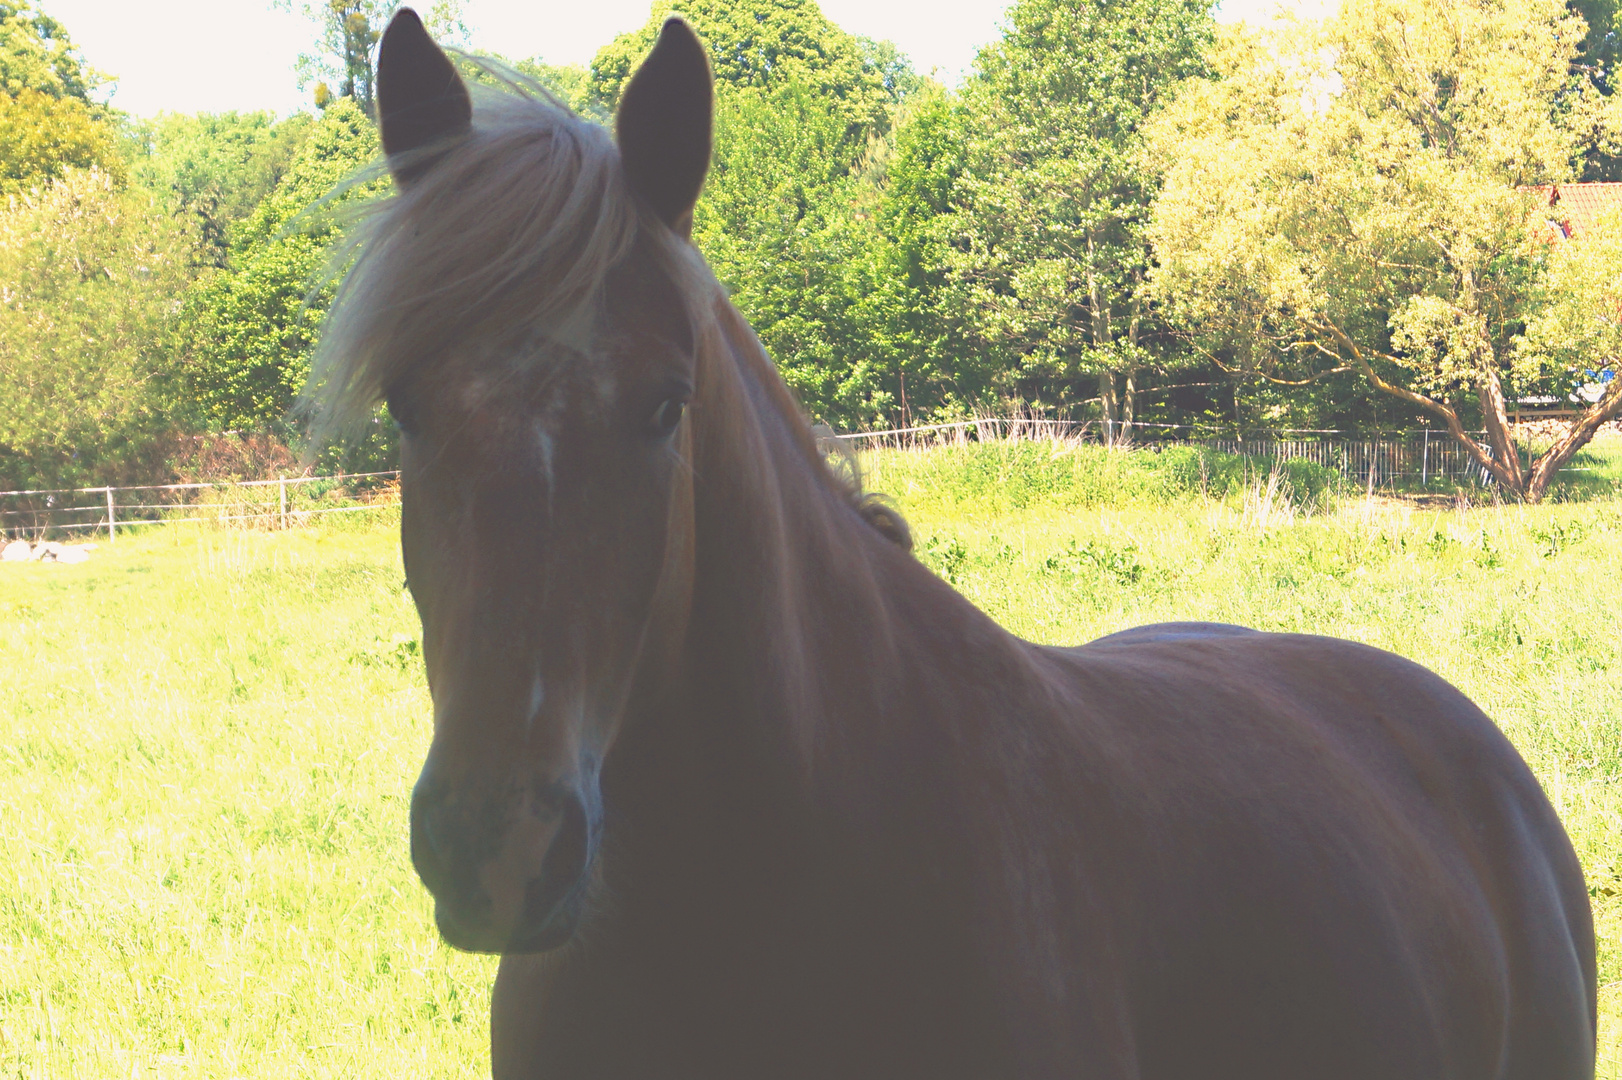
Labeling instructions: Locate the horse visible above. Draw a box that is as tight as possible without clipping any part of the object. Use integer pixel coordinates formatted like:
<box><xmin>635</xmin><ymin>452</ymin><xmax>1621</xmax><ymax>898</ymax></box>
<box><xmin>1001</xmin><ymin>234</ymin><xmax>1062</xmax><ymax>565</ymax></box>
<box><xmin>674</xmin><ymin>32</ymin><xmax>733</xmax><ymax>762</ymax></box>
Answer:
<box><xmin>307</xmin><ymin>10</ymin><xmax>1596</xmax><ymax>1078</ymax></box>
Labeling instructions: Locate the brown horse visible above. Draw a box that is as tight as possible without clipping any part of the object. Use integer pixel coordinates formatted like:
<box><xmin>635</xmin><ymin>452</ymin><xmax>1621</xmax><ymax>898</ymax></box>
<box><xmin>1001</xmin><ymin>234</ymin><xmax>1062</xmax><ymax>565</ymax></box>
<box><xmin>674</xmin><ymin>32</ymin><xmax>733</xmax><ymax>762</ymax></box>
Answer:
<box><xmin>308</xmin><ymin>11</ymin><xmax>1596</xmax><ymax>1078</ymax></box>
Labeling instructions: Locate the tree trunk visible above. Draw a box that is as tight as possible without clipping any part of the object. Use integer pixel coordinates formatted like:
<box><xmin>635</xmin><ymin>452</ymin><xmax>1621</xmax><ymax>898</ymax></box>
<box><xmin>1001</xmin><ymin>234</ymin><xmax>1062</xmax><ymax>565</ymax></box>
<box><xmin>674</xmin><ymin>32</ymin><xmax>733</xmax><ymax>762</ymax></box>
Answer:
<box><xmin>1100</xmin><ymin>370</ymin><xmax>1119</xmax><ymax>446</ymax></box>
<box><xmin>1525</xmin><ymin>373</ymin><xmax>1622</xmax><ymax>502</ymax></box>
<box><xmin>1086</xmin><ymin>231</ymin><xmax>1120</xmax><ymax>447</ymax></box>
<box><xmin>1326</xmin><ymin>320</ymin><xmax>1528</xmax><ymax>495</ymax></box>
<box><xmin>1121</xmin><ymin>369</ymin><xmax>1137</xmax><ymax>446</ymax></box>
<box><xmin>1476</xmin><ymin>371</ymin><xmax>1527</xmax><ymax>499</ymax></box>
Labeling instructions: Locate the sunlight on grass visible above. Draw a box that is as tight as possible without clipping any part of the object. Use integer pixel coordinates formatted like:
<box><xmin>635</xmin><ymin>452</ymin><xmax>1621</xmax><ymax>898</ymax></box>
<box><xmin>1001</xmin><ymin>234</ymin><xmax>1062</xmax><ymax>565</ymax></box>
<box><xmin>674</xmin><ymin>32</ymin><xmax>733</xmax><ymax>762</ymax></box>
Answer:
<box><xmin>2</xmin><ymin>446</ymin><xmax>1618</xmax><ymax>1076</ymax></box>
<box><xmin>0</xmin><ymin>511</ymin><xmax>495</xmax><ymax>1079</ymax></box>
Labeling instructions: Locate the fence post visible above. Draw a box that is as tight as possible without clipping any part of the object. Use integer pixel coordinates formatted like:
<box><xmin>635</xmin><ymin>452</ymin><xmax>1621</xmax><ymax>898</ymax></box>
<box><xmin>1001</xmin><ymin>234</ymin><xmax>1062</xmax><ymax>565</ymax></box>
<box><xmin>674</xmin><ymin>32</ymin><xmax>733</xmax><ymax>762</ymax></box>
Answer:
<box><xmin>279</xmin><ymin>476</ymin><xmax>288</xmax><ymax>530</ymax></box>
<box><xmin>1421</xmin><ymin>428</ymin><xmax>1429</xmax><ymax>486</ymax></box>
<box><xmin>105</xmin><ymin>486</ymin><xmax>115</xmax><ymax>541</ymax></box>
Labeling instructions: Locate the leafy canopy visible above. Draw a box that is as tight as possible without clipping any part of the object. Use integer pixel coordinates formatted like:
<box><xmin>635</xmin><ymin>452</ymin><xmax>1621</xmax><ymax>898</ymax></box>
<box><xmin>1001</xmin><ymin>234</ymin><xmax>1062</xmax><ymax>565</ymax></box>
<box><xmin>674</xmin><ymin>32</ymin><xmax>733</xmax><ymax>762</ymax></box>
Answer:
<box><xmin>1149</xmin><ymin>0</ymin><xmax>1613</xmax><ymax>498</ymax></box>
<box><xmin>129</xmin><ymin>111</ymin><xmax>313</xmax><ymax>267</ymax></box>
<box><xmin>923</xmin><ymin>0</ymin><xmax>1213</xmax><ymax>423</ymax></box>
<box><xmin>0</xmin><ymin>2</ymin><xmax>115</xmax><ymax>192</ymax></box>
<box><xmin>0</xmin><ymin>1</ymin><xmax>101</xmax><ymax>101</ymax></box>
<box><xmin>589</xmin><ymin>0</ymin><xmax>901</xmax><ymax>139</ymax></box>
<box><xmin>0</xmin><ymin>87</ymin><xmax>118</xmax><ymax>192</ymax></box>
<box><xmin>180</xmin><ymin>99</ymin><xmax>383</xmax><ymax>433</ymax></box>
<box><xmin>0</xmin><ymin>168</ymin><xmax>197</xmax><ymax>489</ymax></box>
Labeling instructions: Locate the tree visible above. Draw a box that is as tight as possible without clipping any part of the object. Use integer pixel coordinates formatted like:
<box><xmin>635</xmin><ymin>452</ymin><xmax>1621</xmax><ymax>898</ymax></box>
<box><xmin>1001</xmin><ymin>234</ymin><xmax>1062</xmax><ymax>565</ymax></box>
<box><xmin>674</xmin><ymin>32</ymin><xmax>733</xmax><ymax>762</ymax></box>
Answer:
<box><xmin>129</xmin><ymin>111</ymin><xmax>312</xmax><ymax>267</ymax></box>
<box><xmin>0</xmin><ymin>1</ymin><xmax>101</xmax><ymax>102</ymax></box>
<box><xmin>846</xmin><ymin>86</ymin><xmax>989</xmax><ymax>425</ymax></box>
<box><xmin>0</xmin><ymin>2</ymin><xmax>116</xmax><ymax>191</ymax></box>
<box><xmin>589</xmin><ymin>0</ymin><xmax>903</xmax><ymax>141</ymax></box>
<box><xmin>694</xmin><ymin>75</ymin><xmax>889</xmax><ymax>425</ymax></box>
<box><xmin>1150</xmin><ymin>0</ymin><xmax>1618</xmax><ymax>502</ymax></box>
<box><xmin>0</xmin><ymin>86</ymin><xmax>117</xmax><ymax>191</ymax></box>
<box><xmin>510</xmin><ymin>58</ymin><xmax>604</xmax><ymax>123</ymax></box>
<box><xmin>0</xmin><ymin>168</ymin><xmax>197</xmax><ymax>489</ymax></box>
<box><xmin>588</xmin><ymin>0</ymin><xmax>918</xmax><ymax>429</ymax></box>
<box><xmin>278</xmin><ymin>0</ymin><xmax>469</xmax><ymax>115</ymax></box>
<box><xmin>180</xmin><ymin>98</ymin><xmax>382</xmax><ymax>431</ymax></box>
<box><xmin>1514</xmin><ymin>207</ymin><xmax>1622</xmax><ymax>491</ymax></box>
<box><xmin>950</xmin><ymin>0</ymin><xmax>1213</xmax><ymax>439</ymax></box>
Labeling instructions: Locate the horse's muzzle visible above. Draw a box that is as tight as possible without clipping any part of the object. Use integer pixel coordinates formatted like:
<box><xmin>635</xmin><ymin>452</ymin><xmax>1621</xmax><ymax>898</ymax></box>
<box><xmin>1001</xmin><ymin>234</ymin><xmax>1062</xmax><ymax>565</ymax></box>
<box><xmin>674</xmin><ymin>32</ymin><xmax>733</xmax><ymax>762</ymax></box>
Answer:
<box><xmin>410</xmin><ymin>769</ymin><xmax>601</xmax><ymax>954</ymax></box>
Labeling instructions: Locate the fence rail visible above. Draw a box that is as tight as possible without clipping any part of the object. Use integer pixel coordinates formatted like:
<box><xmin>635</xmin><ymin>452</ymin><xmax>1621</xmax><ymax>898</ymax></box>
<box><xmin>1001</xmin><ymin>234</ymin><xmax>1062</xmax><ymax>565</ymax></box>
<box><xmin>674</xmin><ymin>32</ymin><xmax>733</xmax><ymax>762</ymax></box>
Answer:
<box><xmin>5</xmin><ymin>422</ymin><xmax>1609</xmax><ymax>540</ymax></box>
<box><xmin>0</xmin><ymin>471</ymin><xmax>401</xmax><ymax>541</ymax></box>
<box><xmin>836</xmin><ymin>418</ymin><xmax>1507</xmax><ymax>485</ymax></box>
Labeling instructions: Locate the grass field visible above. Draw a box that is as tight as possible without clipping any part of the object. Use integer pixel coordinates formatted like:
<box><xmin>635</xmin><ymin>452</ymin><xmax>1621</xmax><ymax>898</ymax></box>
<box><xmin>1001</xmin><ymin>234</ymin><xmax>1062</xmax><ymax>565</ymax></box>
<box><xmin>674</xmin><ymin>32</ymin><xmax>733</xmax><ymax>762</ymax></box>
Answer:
<box><xmin>2</xmin><ymin>440</ymin><xmax>1619</xmax><ymax>1077</ymax></box>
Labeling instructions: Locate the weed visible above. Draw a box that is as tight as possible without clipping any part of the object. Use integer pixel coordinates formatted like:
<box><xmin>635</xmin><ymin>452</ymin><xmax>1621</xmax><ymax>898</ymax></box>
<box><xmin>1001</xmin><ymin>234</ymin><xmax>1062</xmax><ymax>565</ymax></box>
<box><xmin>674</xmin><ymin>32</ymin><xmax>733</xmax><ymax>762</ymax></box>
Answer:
<box><xmin>1531</xmin><ymin>519</ymin><xmax>1588</xmax><ymax>558</ymax></box>
<box><xmin>1045</xmin><ymin>538</ymin><xmax>1145</xmax><ymax>585</ymax></box>
<box><xmin>922</xmin><ymin>534</ymin><xmax>969</xmax><ymax>583</ymax></box>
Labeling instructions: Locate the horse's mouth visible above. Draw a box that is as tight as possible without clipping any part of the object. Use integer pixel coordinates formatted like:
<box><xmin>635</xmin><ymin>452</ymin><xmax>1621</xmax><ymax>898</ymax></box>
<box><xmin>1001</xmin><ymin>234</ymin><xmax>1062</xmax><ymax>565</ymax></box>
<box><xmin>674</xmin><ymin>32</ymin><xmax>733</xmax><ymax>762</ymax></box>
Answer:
<box><xmin>432</xmin><ymin>882</ymin><xmax>586</xmax><ymax>954</ymax></box>
<box><xmin>421</xmin><ymin>786</ymin><xmax>599</xmax><ymax>954</ymax></box>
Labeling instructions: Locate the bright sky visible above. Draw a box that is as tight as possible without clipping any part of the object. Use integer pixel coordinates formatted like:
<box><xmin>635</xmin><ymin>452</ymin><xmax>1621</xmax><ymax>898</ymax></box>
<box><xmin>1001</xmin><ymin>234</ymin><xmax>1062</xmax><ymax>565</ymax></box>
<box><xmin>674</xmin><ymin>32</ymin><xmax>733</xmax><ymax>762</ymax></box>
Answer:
<box><xmin>38</xmin><ymin>0</ymin><xmax>1318</xmax><ymax>119</ymax></box>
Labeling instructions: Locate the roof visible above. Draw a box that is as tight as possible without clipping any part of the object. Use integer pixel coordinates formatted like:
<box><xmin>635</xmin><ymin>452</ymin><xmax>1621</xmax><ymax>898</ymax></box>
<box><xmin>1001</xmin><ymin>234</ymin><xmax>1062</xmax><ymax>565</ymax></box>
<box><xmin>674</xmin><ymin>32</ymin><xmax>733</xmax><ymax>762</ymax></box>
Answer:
<box><xmin>1535</xmin><ymin>182</ymin><xmax>1622</xmax><ymax>239</ymax></box>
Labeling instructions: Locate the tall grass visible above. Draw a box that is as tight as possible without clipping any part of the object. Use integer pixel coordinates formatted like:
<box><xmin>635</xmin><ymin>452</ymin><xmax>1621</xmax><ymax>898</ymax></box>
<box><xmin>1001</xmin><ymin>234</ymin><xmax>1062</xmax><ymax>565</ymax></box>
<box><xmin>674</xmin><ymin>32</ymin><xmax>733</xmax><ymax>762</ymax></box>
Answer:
<box><xmin>2</xmin><ymin>446</ymin><xmax>1618</xmax><ymax>1076</ymax></box>
<box><xmin>861</xmin><ymin>439</ymin><xmax>1345</xmax><ymax>518</ymax></box>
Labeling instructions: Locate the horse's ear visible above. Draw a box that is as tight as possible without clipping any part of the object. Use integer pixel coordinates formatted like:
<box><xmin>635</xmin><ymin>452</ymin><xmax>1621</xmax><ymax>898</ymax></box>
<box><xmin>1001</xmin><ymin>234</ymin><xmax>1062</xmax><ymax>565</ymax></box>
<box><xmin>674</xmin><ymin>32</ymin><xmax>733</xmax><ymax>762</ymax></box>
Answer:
<box><xmin>615</xmin><ymin>18</ymin><xmax>713</xmax><ymax>237</ymax></box>
<box><xmin>377</xmin><ymin>7</ymin><xmax>472</xmax><ymax>185</ymax></box>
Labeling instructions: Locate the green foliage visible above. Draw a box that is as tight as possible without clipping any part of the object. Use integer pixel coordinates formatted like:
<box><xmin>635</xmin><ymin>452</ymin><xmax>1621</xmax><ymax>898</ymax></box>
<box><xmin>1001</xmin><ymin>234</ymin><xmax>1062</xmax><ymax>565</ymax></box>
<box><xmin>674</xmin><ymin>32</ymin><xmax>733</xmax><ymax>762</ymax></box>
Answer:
<box><xmin>849</xmin><ymin>87</ymin><xmax>989</xmax><ymax>423</ymax></box>
<box><xmin>128</xmin><ymin>111</ymin><xmax>313</xmax><ymax>267</ymax></box>
<box><xmin>1517</xmin><ymin>205</ymin><xmax>1622</xmax><ymax>395</ymax></box>
<box><xmin>0</xmin><ymin>1</ymin><xmax>100</xmax><ymax>101</ymax></box>
<box><xmin>278</xmin><ymin>0</ymin><xmax>470</xmax><ymax>115</ymax></box>
<box><xmin>0</xmin><ymin>168</ymin><xmax>197</xmax><ymax>489</ymax></box>
<box><xmin>0</xmin><ymin>3</ymin><xmax>116</xmax><ymax>194</ymax></box>
<box><xmin>589</xmin><ymin>0</ymin><xmax>901</xmax><ymax>138</ymax></box>
<box><xmin>695</xmin><ymin>76</ymin><xmax>886</xmax><ymax>424</ymax></box>
<box><xmin>179</xmin><ymin>99</ymin><xmax>383</xmax><ymax>434</ymax></box>
<box><xmin>591</xmin><ymin>1</ymin><xmax>935</xmax><ymax>430</ymax></box>
<box><xmin>1044</xmin><ymin>536</ymin><xmax>1145</xmax><ymax>585</ymax></box>
<box><xmin>0</xmin><ymin>86</ymin><xmax>118</xmax><ymax>192</ymax></box>
<box><xmin>861</xmin><ymin>439</ymin><xmax>1343</xmax><ymax>518</ymax></box>
<box><xmin>1149</xmin><ymin>0</ymin><xmax>1612</xmax><ymax>497</ymax></box>
<box><xmin>951</xmin><ymin>0</ymin><xmax>1213</xmax><ymax>422</ymax></box>
<box><xmin>509</xmin><ymin>58</ymin><xmax>604</xmax><ymax>123</ymax></box>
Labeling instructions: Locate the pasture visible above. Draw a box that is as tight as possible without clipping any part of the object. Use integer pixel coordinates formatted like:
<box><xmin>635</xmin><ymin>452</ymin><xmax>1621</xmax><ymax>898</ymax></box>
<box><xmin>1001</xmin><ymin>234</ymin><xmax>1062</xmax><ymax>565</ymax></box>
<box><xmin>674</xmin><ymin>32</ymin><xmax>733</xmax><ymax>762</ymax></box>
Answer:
<box><xmin>2</xmin><ymin>440</ymin><xmax>1619</xmax><ymax>1077</ymax></box>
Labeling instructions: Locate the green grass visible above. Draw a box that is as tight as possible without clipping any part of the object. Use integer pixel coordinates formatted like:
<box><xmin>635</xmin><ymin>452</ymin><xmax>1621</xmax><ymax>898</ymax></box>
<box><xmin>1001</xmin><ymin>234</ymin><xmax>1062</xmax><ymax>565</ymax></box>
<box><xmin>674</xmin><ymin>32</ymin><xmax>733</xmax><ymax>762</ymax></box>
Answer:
<box><xmin>3</xmin><ymin>442</ymin><xmax>1619</xmax><ymax>1076</ymax></box>
<box><xmin>0</xmin><ymin>512</ymin><xmax>496</xmax><ymax>1079</ymax></box>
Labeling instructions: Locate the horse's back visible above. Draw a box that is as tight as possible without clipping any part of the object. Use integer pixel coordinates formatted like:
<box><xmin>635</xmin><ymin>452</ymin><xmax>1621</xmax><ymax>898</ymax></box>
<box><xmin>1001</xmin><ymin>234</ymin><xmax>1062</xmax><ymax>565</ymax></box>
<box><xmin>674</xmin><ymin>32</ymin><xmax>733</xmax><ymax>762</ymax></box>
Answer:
<box><xmin>1028</xmin><ymin>623</ymin><xmax>1595</xmax><ymax>1079</ymax></box>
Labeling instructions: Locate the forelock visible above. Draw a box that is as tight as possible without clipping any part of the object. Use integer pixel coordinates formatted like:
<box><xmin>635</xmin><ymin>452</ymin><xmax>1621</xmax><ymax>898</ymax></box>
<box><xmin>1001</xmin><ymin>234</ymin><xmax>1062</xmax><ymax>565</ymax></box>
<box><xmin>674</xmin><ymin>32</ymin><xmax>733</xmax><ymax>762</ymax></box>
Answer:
<box><xmin>306</xmin><ymin>67</ymin><xmax>664</xmax><ymax>443</ymax></box>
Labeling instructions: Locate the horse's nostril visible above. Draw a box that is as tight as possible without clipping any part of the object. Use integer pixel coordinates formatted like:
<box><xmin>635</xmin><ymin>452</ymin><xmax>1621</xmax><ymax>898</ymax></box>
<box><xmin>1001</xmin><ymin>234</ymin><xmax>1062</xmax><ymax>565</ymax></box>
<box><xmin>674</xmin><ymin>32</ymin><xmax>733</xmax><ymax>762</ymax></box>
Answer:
<box><xmin>410</xmin><ymin>789</ymin><xmax>464</xmax><ymax>900</ymax></box>
<box><xmin>523</xmin><ymin>790</ymin><xmax>591</xmax><ymax>926</ymax></box>
<box><xmin>409</xmin><ymin>798</ymin><xmax>442</xmax><ymax>890</ymax></box>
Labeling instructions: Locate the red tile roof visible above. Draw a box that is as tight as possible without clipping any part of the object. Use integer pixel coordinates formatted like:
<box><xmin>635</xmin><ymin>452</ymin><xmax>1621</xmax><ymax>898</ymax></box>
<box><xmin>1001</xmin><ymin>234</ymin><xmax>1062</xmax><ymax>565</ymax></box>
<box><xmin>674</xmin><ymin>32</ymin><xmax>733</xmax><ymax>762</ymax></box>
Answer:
<box><xmin>1536</xmin><ymin>182</ymin><xmax>1622</xmax><ymax>238</ymax></box>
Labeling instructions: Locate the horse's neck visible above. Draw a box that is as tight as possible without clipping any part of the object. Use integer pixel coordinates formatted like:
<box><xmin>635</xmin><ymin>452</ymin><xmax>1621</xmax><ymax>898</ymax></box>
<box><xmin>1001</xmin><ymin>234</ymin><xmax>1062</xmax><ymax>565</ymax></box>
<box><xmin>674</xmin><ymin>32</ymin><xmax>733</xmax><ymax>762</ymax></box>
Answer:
<box><xmin>679</xmin><ymin>312</ymin><xmax>1039</xmax><ymax>802</ymax></box>
<box><xmin>599</xmin><ymin>318</ymin><xmax>1053</xmax><ymax>1040</ymax></box>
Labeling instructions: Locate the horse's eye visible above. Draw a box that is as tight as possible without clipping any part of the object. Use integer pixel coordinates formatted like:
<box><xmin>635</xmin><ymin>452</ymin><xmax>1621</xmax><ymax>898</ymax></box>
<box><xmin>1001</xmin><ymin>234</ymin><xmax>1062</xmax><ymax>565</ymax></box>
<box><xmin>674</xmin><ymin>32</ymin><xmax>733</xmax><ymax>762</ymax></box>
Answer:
<box><xmin>650</xmin><ymin>397</ymin><xmax>687</xmax><ymax>436</ymax></box>
<box><xmin>386</xmin><ymin>392</ymin><xmax>418</xmax><ymax>435</ymax></box>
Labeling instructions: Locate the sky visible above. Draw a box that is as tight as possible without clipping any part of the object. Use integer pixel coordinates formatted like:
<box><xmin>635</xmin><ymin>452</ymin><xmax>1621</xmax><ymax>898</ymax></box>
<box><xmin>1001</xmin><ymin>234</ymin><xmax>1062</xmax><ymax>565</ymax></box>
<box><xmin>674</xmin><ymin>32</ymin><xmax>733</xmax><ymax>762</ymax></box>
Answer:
<box><xmin>39</xmin><ymin>0</ymin><xmax>1318</xmax><ymax>119</ymax></box>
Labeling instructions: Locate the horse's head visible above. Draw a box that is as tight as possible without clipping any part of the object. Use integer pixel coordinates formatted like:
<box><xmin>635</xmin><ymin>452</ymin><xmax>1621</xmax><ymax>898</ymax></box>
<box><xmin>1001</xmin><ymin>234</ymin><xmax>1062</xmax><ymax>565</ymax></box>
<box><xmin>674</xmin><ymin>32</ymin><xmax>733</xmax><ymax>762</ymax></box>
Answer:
<box><xmin>344</xmin><ymin>9</ymin><xmax>715</xmax><ymax>953</ymax></box>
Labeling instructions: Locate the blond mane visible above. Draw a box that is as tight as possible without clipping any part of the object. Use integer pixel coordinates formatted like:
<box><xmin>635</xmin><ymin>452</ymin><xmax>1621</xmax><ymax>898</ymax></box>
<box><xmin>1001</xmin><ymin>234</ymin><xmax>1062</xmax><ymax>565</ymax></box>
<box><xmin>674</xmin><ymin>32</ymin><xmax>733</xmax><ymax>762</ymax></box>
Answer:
<box><xmin>302</xmin><ymin>61</ymin><xmax>909</xmax><ymax>549</ymax></box>
<box><xmin>304</xmin><ymin>65</ymin><xmax>714</xmax><ymax>443</ymax></box>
